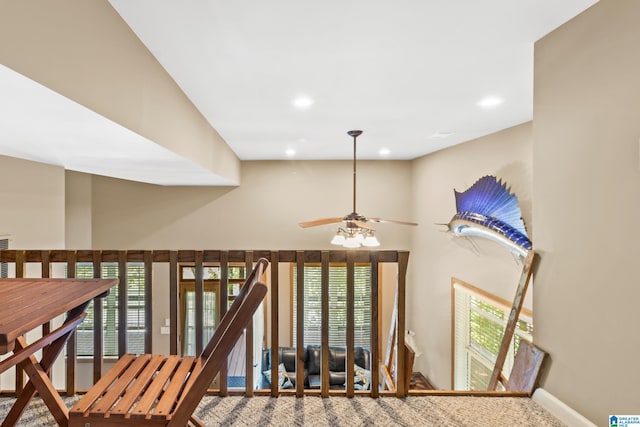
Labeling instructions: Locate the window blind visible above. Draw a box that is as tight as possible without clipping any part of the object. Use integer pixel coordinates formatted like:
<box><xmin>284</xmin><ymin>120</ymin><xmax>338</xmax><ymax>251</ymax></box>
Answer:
<box><xmin>75</xmin><ymin>262</ymin><xmax>146</xmax><ymax>357</ymax></box>
<box><xmin>0</xmin><ymin>238</ymin><xmax>7</xmax><ymax>278</ymax></box>
<box><xmin>292</xmin><ymin>264</ymin><xmax>372</xmax><ymax>349</ymax></box>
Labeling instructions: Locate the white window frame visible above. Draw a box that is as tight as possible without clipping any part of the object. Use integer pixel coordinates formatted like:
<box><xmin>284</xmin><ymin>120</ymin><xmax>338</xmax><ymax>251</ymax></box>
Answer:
<box><xmin>452</xmin><ymin>277</ymin><xmax>533</xmax><ymax>391</ymax></box>
<box><xmin>178</xmin><ymin>264</ymin><xmax>246</xmax><ymax>356</ymax></box>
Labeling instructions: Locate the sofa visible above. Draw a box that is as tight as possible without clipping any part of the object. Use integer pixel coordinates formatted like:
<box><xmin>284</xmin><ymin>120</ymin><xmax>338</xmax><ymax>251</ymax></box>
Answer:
<box><xmin>261</xmin><ymin>345</ymin><xmax>371</xmax><ymax>389</ymax></box>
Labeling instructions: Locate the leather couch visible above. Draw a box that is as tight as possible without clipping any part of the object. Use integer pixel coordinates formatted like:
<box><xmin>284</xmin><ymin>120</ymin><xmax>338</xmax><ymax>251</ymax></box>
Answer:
<box><xmin>261</xmin><ymin>345</ymin><xmax>371</xmax><ymax>389</ymax></box>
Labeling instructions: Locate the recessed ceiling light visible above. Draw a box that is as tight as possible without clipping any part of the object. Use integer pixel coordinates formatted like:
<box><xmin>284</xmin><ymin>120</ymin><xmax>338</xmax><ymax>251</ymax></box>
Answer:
<box><xmin>429</xmin><ymin>131</ymin><xmax>453</xmax><ymax>139</ymax></box>
<box><xmin>285</xmin><ymin>148</ymin><xmax>296</xmax><ymax>157</ymax></box>
<box><xmin>477</xmin><ymin>97</ymin><xmax>504</xmax><ymax>108</ymax></box>
<box><xmin>292</xmin><ymin>96</ymin><xmax>314</xmax><ymax>109</ymax></box>
<box><xmin>379</xmin><ymin>148</ymin><xmax>391</xmax><ymax>156</ymax></box>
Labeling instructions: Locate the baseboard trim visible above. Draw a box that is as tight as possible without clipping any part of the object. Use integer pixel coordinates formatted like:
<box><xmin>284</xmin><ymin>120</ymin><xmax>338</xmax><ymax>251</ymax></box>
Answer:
<box><xmin>532</xmin><ymin>388</ymin><xmax>595</xmax><ymax>427</ymax></box>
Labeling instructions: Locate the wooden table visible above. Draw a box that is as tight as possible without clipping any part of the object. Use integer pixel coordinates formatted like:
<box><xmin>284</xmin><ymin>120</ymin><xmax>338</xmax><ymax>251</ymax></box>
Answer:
<box><xmin>0</xmin><ymin>278</ymin><xmax>117</xmax><ymax>427</ymax></box>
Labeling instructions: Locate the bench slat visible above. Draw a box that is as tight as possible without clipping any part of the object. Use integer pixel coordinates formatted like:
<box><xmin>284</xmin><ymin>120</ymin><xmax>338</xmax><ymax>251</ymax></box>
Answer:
<box><xmin>130</xmin><ymin>355</ymin><xmax>182</xmax><ymax>419</ymax></box>
<box><xmin>111</xmin><ymin>354</ymin><xmax>166</xmax><ymax>416</ymax></box>
<box><xmin>70</xmin><ymin>354</ymin><xmax>137</xmax><ymax>414</ymax></box>
<box><xmin>90</xmin><ymin>354</ymin><xmax>152</xmax><ymax>415</ymax></box>
<box><xmin>152</xmin><ymin>357</ymin><xmax>197</xmax><ymax>419</ymax></box>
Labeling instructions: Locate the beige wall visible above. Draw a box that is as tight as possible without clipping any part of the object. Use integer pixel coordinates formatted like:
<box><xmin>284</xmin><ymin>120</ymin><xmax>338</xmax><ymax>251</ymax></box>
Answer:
<box><xmin>90</xmin><ymin>160</ymin><xmax>414</xmax><ymax>250</ymax></box>
<box><xmin>533</xmin><ymin>0</ymin><xmax>640</xmax><ymax>422</ymax></box>
<box><xmin>0</xmin><ymin>0</ymin><xmax>240</xmax><ymax>185</ymax></box>
<box><xmin>65</xmin><ymin>171</ymin><xmax>93</xmax><ymax>248</ymax></box>
<box><xmin>409</xmin><ymin>122</ymin><xmax>533</xmax><ymax>389</ymax></box>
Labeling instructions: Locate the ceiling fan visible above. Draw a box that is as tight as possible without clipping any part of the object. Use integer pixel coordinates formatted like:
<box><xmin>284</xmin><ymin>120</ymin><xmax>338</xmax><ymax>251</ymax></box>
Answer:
<box><xmin>299</xmin><ymin>130</ymin><xmax>418</xmax><ymax>248</ymax></box>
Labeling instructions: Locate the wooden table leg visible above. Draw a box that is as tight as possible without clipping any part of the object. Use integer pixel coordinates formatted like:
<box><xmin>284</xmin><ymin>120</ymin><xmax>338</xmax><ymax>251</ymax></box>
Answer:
<box><xmin>20</xmin><ymin>353</ymin><xmax>69</xmax><ymax>426</ymax></box>
<box><xmin>2</xmin><ymin>304</ymin><xmax>89</xmax><ymax>427</ymax></box>
<box><xmin>2</xmin><ymin>336</ymin><xmax>72</xmax><ymax>427</ymax></box>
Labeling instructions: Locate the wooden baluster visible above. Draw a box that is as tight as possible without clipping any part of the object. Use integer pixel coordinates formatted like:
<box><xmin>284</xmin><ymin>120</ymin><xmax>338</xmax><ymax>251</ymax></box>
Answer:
<box><xmin>194</xmin><ymin>251</ymin><xmax>204</xmax><ymax>356</ymax></box>
<box><xmin>117</xmin><ymin>251</ymin><xmax>127</xmax><ymax>358</ymax></box>
<box><xmin>395</xmin><ymin>251</ymin><xmax>409</xmax><ymax>397</ymax></box>
<box><xmin>41</xmin><ymin>251</ymin><xmax>51</xmax><ymax>335</ymax></box>
<box><xmin>269</xmin><ymin>251</ymin><xmax>279</xmax><ymax>397</ymax></box>
<box><xmin>92</xmin><ymin>250</ymin><xmax>104</xmax><ymax>384</ymax></box>
<box><xmin>218</xmin><ymin>251</ymin><xmax>229</xmax><ymax>396</ymax></box>
<box><xmin>144</xmin><ymin>250</ymin><xmax>153</xmax><ymax>354</ymax></box>
<box><xmin>15</xmin><ymin>250</ymin><xmax>25</xmax><ymax>396</ymax></box>
<box><xmin>244</xmin><ymin>251</ymin><xmax>254</xmax><ymax>396</ymax></box>
<box><xmin>169</xmin><ymin>251</ymin><xmax>179</xmax><ymax>355</ymax></box>
<box><xmin>295</xmin><ymin>251</ymin><xmax>305</xmax><ymax>397</ymax></box>
<box><xmin>346</xmin><ymin>251</ymin><xmax>355</xmax><ymax>398</ymax></box>
<box><xmin>320</xmin><ymin>251</ymin><xmax>330</xmax><ymax>397</ymax></box>
<box><xmin>65</xmin><ymin>251</ymin><xmax>77</xmax><ymax>396</ymax></box>
<box><xmin>370</xmin><ymin>251</ymin><xmax>380</xmax><ymax>397</ymax></box>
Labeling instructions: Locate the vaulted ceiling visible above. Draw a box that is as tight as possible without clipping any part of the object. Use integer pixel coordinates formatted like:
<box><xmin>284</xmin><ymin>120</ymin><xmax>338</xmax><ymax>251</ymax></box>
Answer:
<box><xmin>0</xmin><ymin>1</ymin><xmax>599</xmax><ymax>185</ymax></box>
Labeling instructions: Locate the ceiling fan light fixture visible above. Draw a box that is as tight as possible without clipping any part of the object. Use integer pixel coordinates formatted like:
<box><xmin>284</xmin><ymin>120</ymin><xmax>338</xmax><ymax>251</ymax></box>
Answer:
<box><xmin>362</xmin><ymin>233</ymin><xmax>380</xmax><ymax>247</ymax></box>
<box><xmin>331</xmin><ymin>230</ymin><xmax>347</xmax><ymax>246</ymax></box>
<box><xmin>331</xmin><ymin>227</ymin><xmax>379</xmax><ymax>248</ymax></box>
<box><xmin>343</xmin><ymin>235</ymin><xmax>361</xmax><ymax>248</ymax></box>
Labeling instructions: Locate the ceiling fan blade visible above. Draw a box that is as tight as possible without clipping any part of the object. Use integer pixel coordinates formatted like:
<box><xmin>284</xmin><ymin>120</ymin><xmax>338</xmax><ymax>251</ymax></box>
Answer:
<box><xmin>368</xmin><ymin>217</ymin><xmax>419</xmax><ymax>226</ymax></box>
<box><xmin>352</xmin><ymin>220</ymin><xmax>375</xmax><ymax>230</ymax></box>
<box><xmin>298</xmin><ymin>217</ymin><xmax>344</xmax><ymax>228</ymax></box>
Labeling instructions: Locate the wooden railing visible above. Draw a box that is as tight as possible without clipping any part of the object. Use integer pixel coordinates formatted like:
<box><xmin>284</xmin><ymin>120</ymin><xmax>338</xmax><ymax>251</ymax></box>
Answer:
<box><xmin>0</xmin><ymin>249</ymin><xmax>409</xmax><ymax>397</ymax></box>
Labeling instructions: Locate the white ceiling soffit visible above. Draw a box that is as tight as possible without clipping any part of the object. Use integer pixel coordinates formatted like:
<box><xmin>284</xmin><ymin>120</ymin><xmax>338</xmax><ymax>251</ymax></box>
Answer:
<box><xmin>0</xmin><ymin>64</ymin><xmax>234</xmax><ymax>186</ymax></box>
<box><xmin>109</xmin><ymin>0</ymin><xmax>598</xmax><ymax>161</ymax></box>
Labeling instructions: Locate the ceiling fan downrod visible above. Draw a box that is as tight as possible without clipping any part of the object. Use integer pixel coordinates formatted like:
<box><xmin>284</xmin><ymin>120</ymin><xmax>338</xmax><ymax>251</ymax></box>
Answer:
<box><xmin>297</xmin><ymin>128</ymin><xmax>417</xmax><ymax>247</ymax></box>
<box><xmin>347</xmin><ymin>129</ymin><xmax>363</xmax><ymax>216</ymax></box>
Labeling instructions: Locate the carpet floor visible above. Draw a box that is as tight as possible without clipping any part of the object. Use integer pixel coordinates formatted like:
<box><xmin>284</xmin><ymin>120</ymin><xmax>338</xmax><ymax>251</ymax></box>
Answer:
<box><xmin>0</xmin><ymin>395</ymin><xmax>565</xmax><ymax>426</ymax></box>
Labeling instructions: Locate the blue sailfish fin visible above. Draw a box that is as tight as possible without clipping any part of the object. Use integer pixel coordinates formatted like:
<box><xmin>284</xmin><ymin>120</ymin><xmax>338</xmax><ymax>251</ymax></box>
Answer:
<box><xmin>454</xmin><ymin>175</ymin><xmax>529</xmax><ymax>238</ymax></box>
<box><xmin>448</xmin><ymin>175</ymin><xmax>532</xmax><ymax>254</ymax></box>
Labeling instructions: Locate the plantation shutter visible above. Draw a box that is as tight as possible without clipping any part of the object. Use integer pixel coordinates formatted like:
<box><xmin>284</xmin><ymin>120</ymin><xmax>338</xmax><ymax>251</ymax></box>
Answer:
<box><xmin>293</xmin><ymin>264</ymin><xmax>371</xmax><ymax>349</ymax></box>
<box><xmin>453</xmin><ymin>280</ymin><xmax>533</xmax><ymax>390</ymax></box>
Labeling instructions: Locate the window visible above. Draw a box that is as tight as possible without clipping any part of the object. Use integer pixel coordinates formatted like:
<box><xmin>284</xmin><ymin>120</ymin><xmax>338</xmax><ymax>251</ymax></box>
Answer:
<box><xmin>453</xmin><ymin>278</ymin><xmax>533</xmax><ymax>390</ymax></box>
<box><xmin>292</xmin><ymin>264</ymin><xmax>372</xmax><ymax>349</ymax></box>
<box><xmin>179</xmin><ymin>264</ymin><xmax>246</xmax><ymax>356</ymax></box>
<box><xmin>0</xmin><ymin>238</ymin><xmax>7</xmax><ymax>278</ymax></box>
<box><xmin>75</xmin><ymin>263</ymin><xmax>146</xmax><ymax>357</ymax></box>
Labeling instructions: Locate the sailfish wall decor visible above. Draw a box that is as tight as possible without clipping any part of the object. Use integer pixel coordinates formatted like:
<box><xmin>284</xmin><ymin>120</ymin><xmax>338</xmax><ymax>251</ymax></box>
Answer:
<box><xmin>446</xmin><ymin>175</ymin><xmax>532</xmax><ymax>257</ymax></box>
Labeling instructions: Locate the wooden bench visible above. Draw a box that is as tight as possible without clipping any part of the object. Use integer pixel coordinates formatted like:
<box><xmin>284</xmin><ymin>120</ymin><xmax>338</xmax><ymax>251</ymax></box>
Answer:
<box><xmin>69</xmin><ymin>258</ymin><xmax>269</xmax><ymax>427</ymax></box>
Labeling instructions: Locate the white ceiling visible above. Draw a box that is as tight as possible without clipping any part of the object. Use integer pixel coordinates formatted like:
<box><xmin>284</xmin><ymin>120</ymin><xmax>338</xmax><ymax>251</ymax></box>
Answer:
<box><xmin>108</xmin><ymin>0</ymin><xmax>598</xmax><ymax>161</ymax></box>
<box><xmin>0</xmin><ymin>1</ymin><xmax>598</xmax><ymax>185</ymax></box>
